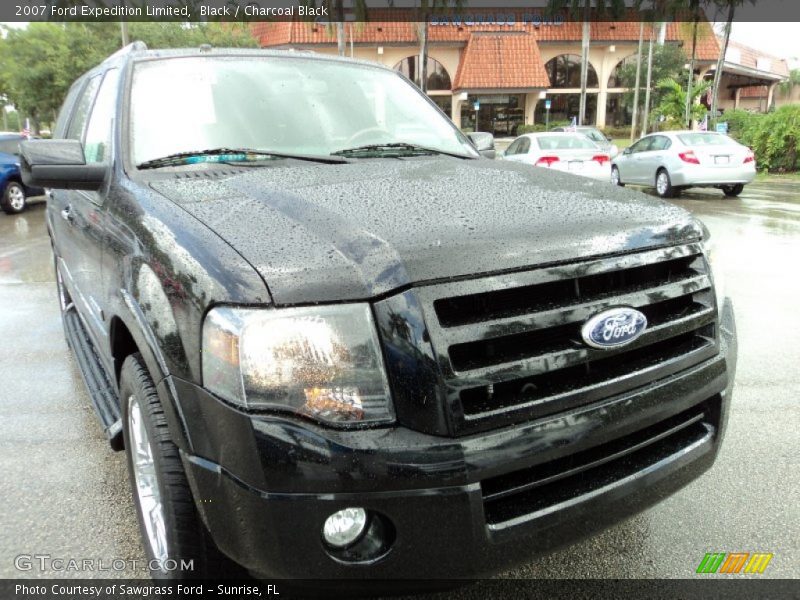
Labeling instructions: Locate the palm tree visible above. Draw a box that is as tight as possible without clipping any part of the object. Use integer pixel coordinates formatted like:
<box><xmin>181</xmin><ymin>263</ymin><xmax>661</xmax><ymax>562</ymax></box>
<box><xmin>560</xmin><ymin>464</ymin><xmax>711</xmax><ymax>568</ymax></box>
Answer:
<box><xmin>657</xmin><ymin>76</ymin><xmax>712</xmax><ymax>124</ymax></box>
<box><xmin>710</xmin><ymin>1</ymin><xmax>755</xmax><ymax>125</ymax></box>
<box><xmin>630</xmin><ymin>21</ymin><xmax>645</xmax><ymax>143</ymax></box>
<box><xmin>547</xmin><ymin>0</ymin><xmax>625</xmax><ymax>126</ymax></box>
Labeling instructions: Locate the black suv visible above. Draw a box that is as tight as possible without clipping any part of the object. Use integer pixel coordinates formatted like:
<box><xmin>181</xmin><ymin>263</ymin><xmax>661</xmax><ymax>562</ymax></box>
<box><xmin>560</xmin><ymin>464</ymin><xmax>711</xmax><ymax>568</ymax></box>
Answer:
<box><xmin>22</xmin><ymin>44</ymin><xmax>737</xmax><ymax>582</ymax></box>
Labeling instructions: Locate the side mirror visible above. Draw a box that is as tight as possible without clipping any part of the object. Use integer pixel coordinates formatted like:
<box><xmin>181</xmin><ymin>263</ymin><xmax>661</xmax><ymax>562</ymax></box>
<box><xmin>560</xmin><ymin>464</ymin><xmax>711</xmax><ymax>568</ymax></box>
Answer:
<box><xmin>623</xmin><ymin>147</ymin><xmax>632</xmax><ymax>156</ymax></box>
<box><xmin>466</xmin><ymin>132</ymin><xmax>496</xmax><ymax>159</ymax></box>
<box><xmin>467</xmin><ymin>131</ymin><xmax>495</xmax><ymax>151</ymax></box>
<box><xmin>606</xmin><ymin>134</ymin><xmax>614</xmax><ymax>142</ymax></box>
<box><xmin>20</xmin><ymin>139</ymin><xmax>106</xmax><ymax>191</ymax></box>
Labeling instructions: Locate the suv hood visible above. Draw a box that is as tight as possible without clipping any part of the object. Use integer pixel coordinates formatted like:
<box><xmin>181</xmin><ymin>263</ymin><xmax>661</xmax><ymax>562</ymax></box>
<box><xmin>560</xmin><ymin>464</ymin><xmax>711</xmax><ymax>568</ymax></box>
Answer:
<box><xmin>151</xmin><ymin>158</ymin><xmax>701</xmax><ymax>305</ymax></box>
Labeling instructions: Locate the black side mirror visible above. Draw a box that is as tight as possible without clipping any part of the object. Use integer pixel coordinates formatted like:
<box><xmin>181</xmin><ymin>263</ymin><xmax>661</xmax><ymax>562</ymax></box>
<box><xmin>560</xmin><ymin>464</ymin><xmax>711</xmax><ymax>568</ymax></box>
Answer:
<box><xmin>20</xmin><ymin>139</ymin><xmax>106</xmax><ymax>191</ymax></box>
<box><xmin>623</xmin><ymin>147</ymin><xmax>632</xmax><ymax>155</ymax></box>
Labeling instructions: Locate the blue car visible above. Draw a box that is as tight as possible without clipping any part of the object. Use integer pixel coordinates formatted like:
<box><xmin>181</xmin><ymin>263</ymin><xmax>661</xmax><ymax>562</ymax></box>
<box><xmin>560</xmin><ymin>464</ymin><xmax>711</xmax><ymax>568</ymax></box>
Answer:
<box><xmin>1</xmin><ymin>132</ymin><xmax>44</xmax><ymax>214</ymax></box>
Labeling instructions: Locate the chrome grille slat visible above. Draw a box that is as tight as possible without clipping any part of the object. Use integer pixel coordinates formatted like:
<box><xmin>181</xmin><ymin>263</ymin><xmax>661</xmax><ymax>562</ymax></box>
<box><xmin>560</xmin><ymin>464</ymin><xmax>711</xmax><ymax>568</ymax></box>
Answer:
<box><xmin>446</xmin><ymin>306</ymin><xmax>715</xmax><ymax>385</ymax></box>
<box><xmin>438</xmin><ymin>274</ymin><xmax>711</xmax><ymax>347</ymax></box>
<box><xmin>416</xmin><ymin>242</ymin><xmax>703</xmax><ymax>307</ymax></box>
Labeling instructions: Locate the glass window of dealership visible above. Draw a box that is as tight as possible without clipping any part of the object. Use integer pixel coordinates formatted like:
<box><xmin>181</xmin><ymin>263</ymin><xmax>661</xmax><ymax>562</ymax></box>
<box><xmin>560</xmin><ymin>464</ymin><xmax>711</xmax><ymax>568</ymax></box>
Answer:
<box><xmin>391</xmin><ymin>45</ymin><xmax>642</xmax><ymax>134</ymax></box>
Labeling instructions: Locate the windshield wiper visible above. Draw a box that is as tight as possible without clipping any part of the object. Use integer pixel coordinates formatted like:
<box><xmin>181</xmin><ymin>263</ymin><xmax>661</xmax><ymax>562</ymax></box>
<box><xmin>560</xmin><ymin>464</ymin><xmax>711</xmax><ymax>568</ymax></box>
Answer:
<box><xmin>137</xmin><ymin>147</ymin><xmax>348</xmax><ymax>169</ymax></box>
<box><xmin>331</xmin><ymin>142</ymin><xmax>474</xmax><ymax>159</ymax></box>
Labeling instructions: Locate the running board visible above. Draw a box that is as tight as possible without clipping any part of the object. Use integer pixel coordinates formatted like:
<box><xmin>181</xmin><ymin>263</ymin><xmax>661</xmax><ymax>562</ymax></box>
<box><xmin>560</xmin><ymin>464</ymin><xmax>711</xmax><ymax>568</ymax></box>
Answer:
<box><xmin>64</xmin><ymin>308</ymin><xmax>124</xmax><ymax>451</ymax></box>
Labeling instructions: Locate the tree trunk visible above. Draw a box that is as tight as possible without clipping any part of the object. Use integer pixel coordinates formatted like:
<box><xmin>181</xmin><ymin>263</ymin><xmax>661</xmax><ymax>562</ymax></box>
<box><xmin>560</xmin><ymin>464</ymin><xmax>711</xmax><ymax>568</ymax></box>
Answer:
<box><xmin>685</xmin><ymin>12</ymin><xmax>698</xmax><ymax>128</ymax></box>
<box><xmin>630</xmin><ymin>21</ymin><xmax>644</xmax><ymax>143</ymax></box>
<box><xmin>579</xmin><ymin>17</ymin><xmax>590</xmax><ymax>125</ymax></box>
<box><xmin>418</xmin><ymin>21</ymin><xmax>429</xmax><ymax>94</ymax></box>
<box><xmin>335</xmin><ymin>0</ymin><xmax>345</xmax><ymax>56</ymax></box>
<box><xmin>710</xmin><ymin>4</ymin><xmax>735</xmax><ymax>127</ymax></box>
<box><xmin>641</xmin><ymin>26</ymin><xmax>655</xmax><ymax>138</ymax></box>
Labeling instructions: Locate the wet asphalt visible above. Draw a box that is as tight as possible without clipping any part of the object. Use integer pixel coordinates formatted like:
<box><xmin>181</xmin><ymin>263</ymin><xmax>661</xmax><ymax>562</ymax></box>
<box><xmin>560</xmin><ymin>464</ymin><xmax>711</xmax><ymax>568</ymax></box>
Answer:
<box><xmin>0</xmin><ymin>182</ymin><xmax>798</xmax><ymax>583</ymax></box>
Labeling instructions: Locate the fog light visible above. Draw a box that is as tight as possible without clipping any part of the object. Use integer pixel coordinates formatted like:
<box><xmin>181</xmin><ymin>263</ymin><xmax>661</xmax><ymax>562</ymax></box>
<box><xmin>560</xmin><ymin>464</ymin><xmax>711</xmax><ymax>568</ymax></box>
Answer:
<box><xmin>322</xmin><ymin>508</ymin><xmax>367</xmax><ymax>548</ymax></box>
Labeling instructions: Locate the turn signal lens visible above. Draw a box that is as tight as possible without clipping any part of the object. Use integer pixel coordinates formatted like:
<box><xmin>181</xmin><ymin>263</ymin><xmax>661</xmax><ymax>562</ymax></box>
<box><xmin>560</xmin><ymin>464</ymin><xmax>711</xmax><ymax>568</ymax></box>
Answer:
<box><xmin>679</xmin><ymin>151</ymin><xmax>700</xmax><ymax>164</ymax></box>
<box><xmin>535</xmin><ymin>156</ymin><xmax>560</xmax><ymax>167</ymax></box>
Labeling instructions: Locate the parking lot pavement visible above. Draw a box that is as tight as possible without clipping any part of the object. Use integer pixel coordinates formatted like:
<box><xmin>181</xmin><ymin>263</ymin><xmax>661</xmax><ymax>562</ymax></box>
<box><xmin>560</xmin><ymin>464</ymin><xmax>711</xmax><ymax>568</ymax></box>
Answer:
<box><xmin>1</xmin><ymin>182</ymin><xmax>798</xmax><ymax>582</ymax></box>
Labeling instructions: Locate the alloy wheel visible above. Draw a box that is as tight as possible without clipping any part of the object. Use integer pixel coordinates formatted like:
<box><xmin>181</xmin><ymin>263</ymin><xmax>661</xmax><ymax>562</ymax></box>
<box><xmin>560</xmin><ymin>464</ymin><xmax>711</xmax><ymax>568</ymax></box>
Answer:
<box><xmin>127</xmin><ymin>394</ymin><xmax>169</xmax><ymax>564</ymax></box>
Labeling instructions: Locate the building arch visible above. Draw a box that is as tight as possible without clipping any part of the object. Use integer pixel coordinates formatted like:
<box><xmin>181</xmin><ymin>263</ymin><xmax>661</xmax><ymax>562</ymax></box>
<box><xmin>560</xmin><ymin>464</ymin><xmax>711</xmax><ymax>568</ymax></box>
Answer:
<box><xmin>544</xmin><ymin>54</ymin><xmax>598</xmax><ymax>88</ymax></box>
<box><xmin>393</xmin><ymin>55</ymin><xmax>452</xmax><ymax>91</ymax></box>
<box><xmin>607</xmin><ymin>53</ymin><xmax>639</xmax><ymax>88</ymax></box>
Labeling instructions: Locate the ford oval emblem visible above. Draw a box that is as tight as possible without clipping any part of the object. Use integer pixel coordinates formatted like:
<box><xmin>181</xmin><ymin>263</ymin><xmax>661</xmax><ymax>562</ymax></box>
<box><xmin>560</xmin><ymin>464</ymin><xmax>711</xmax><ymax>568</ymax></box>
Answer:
<box><xmin>581</xmin><ymin>307</ymin><xmax>648</xmax><ymax>349</ymax></box>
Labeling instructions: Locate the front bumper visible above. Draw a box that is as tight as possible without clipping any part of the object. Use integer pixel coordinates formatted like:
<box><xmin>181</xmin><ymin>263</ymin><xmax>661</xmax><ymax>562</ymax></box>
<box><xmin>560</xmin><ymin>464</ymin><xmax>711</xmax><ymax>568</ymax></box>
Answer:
<box><xmin>172</xmin><ymin>300</ymin><xmax>737</xmax><ymax>579</ymax></box>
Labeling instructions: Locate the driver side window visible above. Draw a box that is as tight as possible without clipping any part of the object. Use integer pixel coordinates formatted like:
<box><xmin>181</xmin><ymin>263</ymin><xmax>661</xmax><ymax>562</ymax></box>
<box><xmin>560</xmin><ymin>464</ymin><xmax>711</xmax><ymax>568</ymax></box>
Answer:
<box><xmin>506</xmin><ymin>139</ymin><xmax>522</xmax><ymax>155</ymax></box>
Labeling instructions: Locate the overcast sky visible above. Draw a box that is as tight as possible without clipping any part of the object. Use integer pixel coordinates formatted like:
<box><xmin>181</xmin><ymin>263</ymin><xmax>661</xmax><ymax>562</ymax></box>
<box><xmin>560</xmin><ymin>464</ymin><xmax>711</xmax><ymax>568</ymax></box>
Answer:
<box><xmin>2</xmin><ymin>20</ymin><xmax>800</xmax><ymax>66</ymax></box>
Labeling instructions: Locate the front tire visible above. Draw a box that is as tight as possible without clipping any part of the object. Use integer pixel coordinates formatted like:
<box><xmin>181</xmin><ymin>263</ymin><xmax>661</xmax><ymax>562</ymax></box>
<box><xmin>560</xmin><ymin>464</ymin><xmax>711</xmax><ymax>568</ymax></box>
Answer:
<box><xmin>611</xmin><ymin>166</ymin><xmax>624</xmax><ymax>186</ymax></box>
<box><xmin>655</xmin><ymin>169</ymin><xmax>677</xmax><ymax>198</ymax></box>
<box><xmin>722</xmin><ymin>184</ymin><xmax>744</xmax><ymax>197</ymax></box>
<box><xmin>120</xmin><ymin>353</ymin><xmax>241</xmax><ymax>579</ymax></box>
<box><xmin>1</xmin><ymin>182</ymin><xmax>27</xmax><ymax>214</ymax></box>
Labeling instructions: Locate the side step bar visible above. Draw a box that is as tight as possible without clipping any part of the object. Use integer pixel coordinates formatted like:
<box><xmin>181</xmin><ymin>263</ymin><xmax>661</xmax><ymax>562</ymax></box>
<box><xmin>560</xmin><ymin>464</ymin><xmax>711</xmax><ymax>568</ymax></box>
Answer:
<box><xmin>64</xmin><ymin>308</ymin><xmax>124</xmax><ymax>451</ymax></box>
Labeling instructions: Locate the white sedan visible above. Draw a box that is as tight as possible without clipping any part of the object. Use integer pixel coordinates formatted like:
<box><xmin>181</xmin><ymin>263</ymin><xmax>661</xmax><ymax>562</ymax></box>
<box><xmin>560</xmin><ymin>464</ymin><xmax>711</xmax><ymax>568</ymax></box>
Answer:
<box><xmin>500</xmin><ymin>132</ymin><xmax>612</xmax><ymax>181</ymax></box>
<box><xmin>611</xmin><ymin>131</ymin><xmax>756</xmax><ymax>198</ymax></box>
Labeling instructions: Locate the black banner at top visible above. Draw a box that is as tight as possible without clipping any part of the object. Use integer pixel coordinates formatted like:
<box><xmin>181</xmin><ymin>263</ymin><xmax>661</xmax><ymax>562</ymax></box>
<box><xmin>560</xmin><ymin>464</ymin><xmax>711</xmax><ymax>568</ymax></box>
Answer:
<box><xmin>2</xmin><ymin>0</ymin><xmax>800</xmax><ymax>23</ymax></box>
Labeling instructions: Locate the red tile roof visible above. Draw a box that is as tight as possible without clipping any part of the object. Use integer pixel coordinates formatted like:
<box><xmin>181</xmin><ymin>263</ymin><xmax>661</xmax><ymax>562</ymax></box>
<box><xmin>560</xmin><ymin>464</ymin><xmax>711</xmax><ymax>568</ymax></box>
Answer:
<box><xmin>253</xmin><ymin>14</ymin><xmax>722</xmax><ymax>57</ymax></box>
<box><xmin>453</xmin><ymin>33</ymin><xmax>549</xmax><ymax>90</ymax></box>
<box><xmin>723</xmin><ymin>39</ymin><xmax>790</xmax><ymax>77</ymax></box>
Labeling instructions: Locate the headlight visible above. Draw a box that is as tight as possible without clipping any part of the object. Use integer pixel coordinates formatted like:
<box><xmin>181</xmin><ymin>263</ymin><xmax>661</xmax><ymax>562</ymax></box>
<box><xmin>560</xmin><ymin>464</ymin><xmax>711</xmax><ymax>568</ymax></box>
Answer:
<box><xmin>202</xmin><ymin>304</ymin><xmax>394</xmax><ymax>426</ymax></box>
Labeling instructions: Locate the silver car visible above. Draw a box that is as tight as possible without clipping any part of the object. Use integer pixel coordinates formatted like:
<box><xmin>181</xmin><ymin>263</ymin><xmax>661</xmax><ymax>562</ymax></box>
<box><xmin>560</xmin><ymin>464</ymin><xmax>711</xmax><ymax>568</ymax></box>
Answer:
<box><xmin>551</xmin><ymin>125</ymin><xmax>619</xmax><ymax>158</ymax></box>
<box><xmin>611</xmin><ymin>131</ymin><xmax>756</xmax><ymax>198</ymax></box>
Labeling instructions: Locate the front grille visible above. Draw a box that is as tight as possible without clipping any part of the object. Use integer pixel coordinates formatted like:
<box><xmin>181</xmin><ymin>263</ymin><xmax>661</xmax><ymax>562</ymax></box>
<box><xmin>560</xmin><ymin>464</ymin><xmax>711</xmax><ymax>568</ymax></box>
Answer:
<box><xmin>481</xmin><ymin>401</ymin><xmax>715</xmax><ymax>527</ymax></box>
<box><xmin>414</xmin><ymin>243</ymin><xmax>718</xmax><ymax>435</ymax></box>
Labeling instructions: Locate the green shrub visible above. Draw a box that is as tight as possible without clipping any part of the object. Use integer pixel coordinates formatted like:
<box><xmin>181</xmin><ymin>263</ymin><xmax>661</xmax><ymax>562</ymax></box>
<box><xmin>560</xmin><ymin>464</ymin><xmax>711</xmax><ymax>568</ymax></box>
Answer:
<box><xmin>603</xmin><ymin>126</ymin><xmax>631</xmax><ymax>138</ymax></box>
<box><xmin>722</xmin><ymin>106</ymin><xmax>800</xmax><ymax>172</ymax></box>
<box><xmin>517</xmin><ymin>124</ymin><xmax>547</xmax><ymax>134</ymax></box>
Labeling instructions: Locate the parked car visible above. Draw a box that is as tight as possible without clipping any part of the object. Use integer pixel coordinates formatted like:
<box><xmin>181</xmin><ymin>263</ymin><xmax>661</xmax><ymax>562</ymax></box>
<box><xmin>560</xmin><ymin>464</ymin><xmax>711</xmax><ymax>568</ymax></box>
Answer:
<box><xmin>0</xmin><ymin>132</ymin><xmax>44</xmax><ymax>214</ymax></box>
<box><xmin>22</xmin><ymin>44</ymin><xmax>736</xmax><ymax>584</ymax></box>
<box><xmin>501</xmin><ymin>132</ymin><xmax>612</xmax><ymax>181</ymax></box>
<box><xmin>611</xmin><ymin>131</ymin><xmax>756</xmax><ymax>198</ymax></box>
<box><xmin>551</xmin><ymin>125</ymin><xmax>619</xmax><ymax>158</ymax></box>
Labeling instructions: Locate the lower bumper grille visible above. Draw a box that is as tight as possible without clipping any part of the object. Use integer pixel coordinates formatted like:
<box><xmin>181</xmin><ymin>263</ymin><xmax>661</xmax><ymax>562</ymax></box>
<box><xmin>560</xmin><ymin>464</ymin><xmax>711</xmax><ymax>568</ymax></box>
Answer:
<box><xmin>482</xmin><ymin>400</ymin><xmax>716</xmax><ymax>527</ymax></box>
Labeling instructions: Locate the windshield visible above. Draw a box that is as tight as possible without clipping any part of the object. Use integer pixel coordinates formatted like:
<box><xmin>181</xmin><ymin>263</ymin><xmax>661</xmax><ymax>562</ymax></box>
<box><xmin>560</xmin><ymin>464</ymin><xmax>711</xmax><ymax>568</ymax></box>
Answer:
<box><xmin>581</xmin><ymin>128</ymin><xmax>606</xmax><ymax>143</ymax></box>
<box><xmin>536</xmin><ymin>135</ymin><xmax>598</xmax><ymax>151</ymax></box>
<box><xmin>677</xmin><ymin>133</ymin><xmax>735</xmax><ymax>146</ymax></box>
<box><xmin>130</xmin><ymin>56</ymin><xmax>477</xmax><ymax>165</ymax></box>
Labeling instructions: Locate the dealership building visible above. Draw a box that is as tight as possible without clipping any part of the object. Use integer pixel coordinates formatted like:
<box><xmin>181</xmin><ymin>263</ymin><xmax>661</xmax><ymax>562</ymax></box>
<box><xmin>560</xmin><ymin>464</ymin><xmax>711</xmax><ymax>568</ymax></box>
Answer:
<box><xmin>255</xmin><ymin>16</ymin><xmax>790</xmax><ymax>135</ymax></box>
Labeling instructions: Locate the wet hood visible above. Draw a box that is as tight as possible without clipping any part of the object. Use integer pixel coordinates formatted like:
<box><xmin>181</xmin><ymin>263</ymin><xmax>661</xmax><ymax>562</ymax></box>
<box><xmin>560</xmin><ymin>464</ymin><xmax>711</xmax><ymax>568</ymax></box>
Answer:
<box><xmin>150</xmin><ymin>158</ymin><xmax>701</xmax><ymax>305</ymax></box>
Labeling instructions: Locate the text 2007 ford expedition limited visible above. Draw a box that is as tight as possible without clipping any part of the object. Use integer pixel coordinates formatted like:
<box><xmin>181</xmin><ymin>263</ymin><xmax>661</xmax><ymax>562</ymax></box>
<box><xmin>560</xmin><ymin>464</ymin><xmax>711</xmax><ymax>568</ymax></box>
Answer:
<box><xmin>21</xmin><ymin>44</ymin><xmax>736</xmax><ymax>582</ymax></box>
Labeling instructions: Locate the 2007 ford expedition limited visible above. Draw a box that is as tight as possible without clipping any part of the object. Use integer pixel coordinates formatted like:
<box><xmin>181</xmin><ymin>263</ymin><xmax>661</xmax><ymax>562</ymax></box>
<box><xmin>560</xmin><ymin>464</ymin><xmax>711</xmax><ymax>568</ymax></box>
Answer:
<box><xmin>21</xmin><ymin>44</ymin><xmax>737</xmax><ymax>581</ymax></box>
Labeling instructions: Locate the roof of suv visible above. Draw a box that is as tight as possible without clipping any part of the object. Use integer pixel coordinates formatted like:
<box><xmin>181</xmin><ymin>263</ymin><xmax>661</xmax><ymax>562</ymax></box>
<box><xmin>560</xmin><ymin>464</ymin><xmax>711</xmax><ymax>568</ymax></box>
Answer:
<box><xmin>100</xmin><ymin>41</ymin><xmax>392</xmax><ymax>73</ymax></box>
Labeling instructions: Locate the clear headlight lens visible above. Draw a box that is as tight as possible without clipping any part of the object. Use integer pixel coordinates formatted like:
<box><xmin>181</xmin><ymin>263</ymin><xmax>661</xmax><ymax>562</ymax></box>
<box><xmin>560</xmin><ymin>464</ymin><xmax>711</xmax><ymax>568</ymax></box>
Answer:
<box><xmin>202</xmin><ymin>304</ymin><xmax>394</xmax><ymax>425</ymax></box>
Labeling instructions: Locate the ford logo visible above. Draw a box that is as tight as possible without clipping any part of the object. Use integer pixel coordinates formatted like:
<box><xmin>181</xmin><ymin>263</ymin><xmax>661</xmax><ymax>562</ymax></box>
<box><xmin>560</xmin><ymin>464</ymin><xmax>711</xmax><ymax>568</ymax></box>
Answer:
<box><xmin>581</xmin><ymin>307</ymin><xmax>648</xmax><ymax>349</ymax></box>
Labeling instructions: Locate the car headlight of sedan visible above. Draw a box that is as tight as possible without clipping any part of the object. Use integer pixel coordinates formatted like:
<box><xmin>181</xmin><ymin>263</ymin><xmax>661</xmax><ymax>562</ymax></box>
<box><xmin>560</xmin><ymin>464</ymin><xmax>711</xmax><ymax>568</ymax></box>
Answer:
<box><xmin>202</xmin><ymin>304</ymin><xmax>394</xmax><ymax>426</ymax></box>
